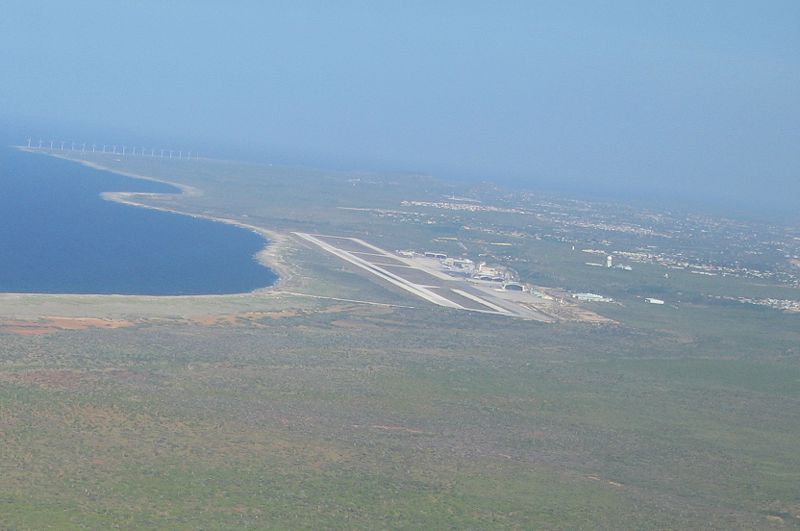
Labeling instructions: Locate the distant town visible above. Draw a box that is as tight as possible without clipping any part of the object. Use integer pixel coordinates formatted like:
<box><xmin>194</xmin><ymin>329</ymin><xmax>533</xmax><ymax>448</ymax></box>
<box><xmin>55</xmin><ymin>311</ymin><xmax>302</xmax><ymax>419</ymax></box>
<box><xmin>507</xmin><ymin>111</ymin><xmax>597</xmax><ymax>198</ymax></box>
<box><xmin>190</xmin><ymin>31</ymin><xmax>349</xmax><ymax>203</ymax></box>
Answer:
<box><xmin>341</xmin><ymin>183</ymin><xmax>800</xmax><ymax>314</ymax></box>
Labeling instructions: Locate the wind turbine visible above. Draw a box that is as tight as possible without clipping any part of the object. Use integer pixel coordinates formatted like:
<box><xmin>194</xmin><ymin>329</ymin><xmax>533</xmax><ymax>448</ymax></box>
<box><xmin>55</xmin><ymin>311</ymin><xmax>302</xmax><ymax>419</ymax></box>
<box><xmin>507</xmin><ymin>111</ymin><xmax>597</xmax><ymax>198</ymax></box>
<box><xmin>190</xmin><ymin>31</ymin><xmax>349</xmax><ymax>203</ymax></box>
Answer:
<box><xmin>60</xmin><ymin>141</ymin><xmax>65</xmax><ymax>150</ymax></box>
<box><xmin>81</xmin><ymin>142</ymin><xmax>86</xmax><ymax>153</ymax></box>
<box><xmin>70</xmin><ymin>141</ymin><xmax>75</xmax><ymax>151</ymax></box>
<box><xmin>26</xmin><ymin>137</ymin><xmax>32</xmax><ymax>148</ymax></box>
<box><xmin>178</xmin><ymin>150</ymin><xmax>182</xmax><ymax>160</ymax></box>
<box><xmin>38</xmin><ymin>139</ymin><xmax>43</xmax><ymax>149</ymax></box>
<box><xmin>112</xmin><ymin>145</ymin><xmax>117</xmax><ymax>154</ymax></box>
<box><xmin>168</xmin><ymin>149</ymin><xmax>173</xmax><ymax>159</ymax></box>
<box><xmin>92</xmin><ymin>144</ymin><xmax>96</xmax><ymax>153</ymax></box>
<box><xmin>160</xmin><ymin>149</ymin><xmax>165</xmax><ymax>158</ymax></box>
<box><xmin>131</xmin><ymin>146</ymin><xmax>136</xmax><ymax>156</ymax></box>
<box><xmin>122</xmin><ymin>145</ymin><xmax>126</xmax><ymax>156</ymax></box>
<box><xmin>50</xmin><ymin>140</ymin><xmax>54</xmax><ymax>150</ymax></box>
<box><xmin>102</xmin><ymin>144</ymin><xmax>106</xmax><ymax>153</ymax></box>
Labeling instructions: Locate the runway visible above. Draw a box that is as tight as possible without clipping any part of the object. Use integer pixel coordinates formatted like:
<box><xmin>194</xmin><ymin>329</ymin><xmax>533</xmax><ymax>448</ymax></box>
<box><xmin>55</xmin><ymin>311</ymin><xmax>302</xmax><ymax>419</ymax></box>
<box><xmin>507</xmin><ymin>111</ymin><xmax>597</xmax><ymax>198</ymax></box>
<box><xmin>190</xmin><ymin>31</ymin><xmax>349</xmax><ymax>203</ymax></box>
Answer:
<box><xmin>294</xmin><ymin>232</ymin><xmax>554</xmax><ymax>321</ymax></box>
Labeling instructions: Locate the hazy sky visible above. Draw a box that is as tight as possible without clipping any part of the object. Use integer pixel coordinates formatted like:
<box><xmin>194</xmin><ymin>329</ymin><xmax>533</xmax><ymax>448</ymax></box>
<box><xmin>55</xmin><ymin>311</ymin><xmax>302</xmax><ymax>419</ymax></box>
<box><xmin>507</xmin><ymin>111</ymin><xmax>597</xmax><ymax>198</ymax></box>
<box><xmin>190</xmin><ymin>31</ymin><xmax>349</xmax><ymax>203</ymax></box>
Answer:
<box><xmin>2</xmin><ymin>1</ymin><xmax>798</xmax><ymax>217</ymax></box>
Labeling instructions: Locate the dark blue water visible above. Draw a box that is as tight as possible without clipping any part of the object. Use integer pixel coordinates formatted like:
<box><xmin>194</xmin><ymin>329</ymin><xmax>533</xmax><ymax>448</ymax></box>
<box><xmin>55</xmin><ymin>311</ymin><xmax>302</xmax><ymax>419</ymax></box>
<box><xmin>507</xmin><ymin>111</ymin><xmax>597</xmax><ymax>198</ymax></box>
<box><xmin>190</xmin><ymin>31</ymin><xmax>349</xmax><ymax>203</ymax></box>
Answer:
<box><xmin>0</xmin><ymin>148</ymin><xmax>277</xmax><ymax>294</ymax></box>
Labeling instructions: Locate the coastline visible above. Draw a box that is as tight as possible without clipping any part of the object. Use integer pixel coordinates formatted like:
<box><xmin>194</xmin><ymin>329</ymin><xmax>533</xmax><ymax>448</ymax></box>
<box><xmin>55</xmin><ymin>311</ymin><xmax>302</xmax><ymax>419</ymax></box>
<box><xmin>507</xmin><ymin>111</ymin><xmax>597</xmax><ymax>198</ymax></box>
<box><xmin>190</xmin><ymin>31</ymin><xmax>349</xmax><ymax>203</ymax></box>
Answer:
<box><xmin>10</xmin><ymin>147</ymin><xmax>293</xmax><ymax>298</ymax></box>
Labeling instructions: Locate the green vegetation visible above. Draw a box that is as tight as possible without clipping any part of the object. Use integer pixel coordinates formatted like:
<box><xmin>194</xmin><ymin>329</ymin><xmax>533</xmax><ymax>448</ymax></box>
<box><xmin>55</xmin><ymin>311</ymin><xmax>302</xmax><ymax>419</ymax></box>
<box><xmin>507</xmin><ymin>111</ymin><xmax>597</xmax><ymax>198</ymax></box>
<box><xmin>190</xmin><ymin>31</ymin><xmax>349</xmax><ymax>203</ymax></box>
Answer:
<box><xmin>1</xmin><ymin>151</ymin><xmax>798</xmax><ymax>528</ymax></box>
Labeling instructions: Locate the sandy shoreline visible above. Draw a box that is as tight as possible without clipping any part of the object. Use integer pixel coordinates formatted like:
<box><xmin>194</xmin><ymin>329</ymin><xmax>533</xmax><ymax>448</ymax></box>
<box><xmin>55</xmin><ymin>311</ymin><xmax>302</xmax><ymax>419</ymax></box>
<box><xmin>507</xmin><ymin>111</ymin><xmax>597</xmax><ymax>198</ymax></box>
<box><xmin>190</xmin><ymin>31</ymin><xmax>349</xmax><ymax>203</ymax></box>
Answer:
<box><xmin>9</xmin><ymin>147</ymin><xmax>293</xmax><ymax>298</ymax></box>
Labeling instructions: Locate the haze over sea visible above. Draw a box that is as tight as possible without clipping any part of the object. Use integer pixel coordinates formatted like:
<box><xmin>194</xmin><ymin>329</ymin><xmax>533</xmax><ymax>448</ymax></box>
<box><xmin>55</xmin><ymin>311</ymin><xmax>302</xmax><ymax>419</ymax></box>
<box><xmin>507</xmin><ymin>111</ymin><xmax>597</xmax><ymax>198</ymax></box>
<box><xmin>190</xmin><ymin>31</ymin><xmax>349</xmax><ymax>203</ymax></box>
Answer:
<box><xmin>0</xmin><ymin>148</ymin><xmax>276</xmax><ymax>295</ymax></box>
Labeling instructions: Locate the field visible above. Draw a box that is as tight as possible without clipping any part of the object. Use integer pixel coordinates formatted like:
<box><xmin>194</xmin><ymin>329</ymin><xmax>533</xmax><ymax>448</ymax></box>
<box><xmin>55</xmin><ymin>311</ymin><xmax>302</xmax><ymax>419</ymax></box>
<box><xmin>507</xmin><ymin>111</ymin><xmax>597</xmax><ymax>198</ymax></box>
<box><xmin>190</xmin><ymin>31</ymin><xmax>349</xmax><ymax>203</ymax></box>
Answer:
<box><xmin>1</xmin><ymin>150</ymin><xmax>799</xmax><ymax>528</ymax></box>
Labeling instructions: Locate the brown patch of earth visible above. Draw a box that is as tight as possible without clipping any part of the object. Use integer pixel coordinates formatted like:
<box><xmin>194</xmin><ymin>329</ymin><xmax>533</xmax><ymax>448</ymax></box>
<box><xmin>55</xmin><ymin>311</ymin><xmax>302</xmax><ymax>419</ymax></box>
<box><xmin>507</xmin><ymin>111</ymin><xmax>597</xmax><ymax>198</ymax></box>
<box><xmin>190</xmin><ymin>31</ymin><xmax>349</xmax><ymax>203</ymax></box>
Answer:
<box><xmin>192</xmin><ymin>315</ymin><xmax>240</xmax><ymax>326</ymax></box>
<box><xmin>45</xmin><ymin>316</ymin><xmax>135</xmax><ymax>330</ymax></box>
<box><xmin>190</xmin><ymin>309</ymin><xmax>302</xmax><ymax>328</ymax></box>
<box><xmin>0</xmin><ymin>317</ymin><xmax>135</xmax><ymax>335</ymax></box>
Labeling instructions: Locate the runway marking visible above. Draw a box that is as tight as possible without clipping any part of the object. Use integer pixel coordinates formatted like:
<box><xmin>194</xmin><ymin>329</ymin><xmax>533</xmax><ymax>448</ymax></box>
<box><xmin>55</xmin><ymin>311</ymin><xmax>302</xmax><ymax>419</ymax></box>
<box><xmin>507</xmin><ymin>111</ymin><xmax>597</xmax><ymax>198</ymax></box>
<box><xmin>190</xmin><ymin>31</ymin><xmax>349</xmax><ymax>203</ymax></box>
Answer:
<box><xmin>294</xmin><ymin>233</ymin><xmax>467</xmax><ymax>310</ymax></box>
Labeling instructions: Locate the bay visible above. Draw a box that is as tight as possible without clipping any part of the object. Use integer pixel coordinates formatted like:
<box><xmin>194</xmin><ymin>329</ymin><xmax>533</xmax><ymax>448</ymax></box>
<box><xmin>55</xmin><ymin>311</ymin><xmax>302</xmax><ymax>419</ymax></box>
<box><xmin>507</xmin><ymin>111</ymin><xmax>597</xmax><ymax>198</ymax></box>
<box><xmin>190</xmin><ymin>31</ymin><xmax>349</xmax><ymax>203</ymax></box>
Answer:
<box><xmin>0</xmin><ymin>148</ymin><xmax>277</xmax><ymax>295</ymax></box>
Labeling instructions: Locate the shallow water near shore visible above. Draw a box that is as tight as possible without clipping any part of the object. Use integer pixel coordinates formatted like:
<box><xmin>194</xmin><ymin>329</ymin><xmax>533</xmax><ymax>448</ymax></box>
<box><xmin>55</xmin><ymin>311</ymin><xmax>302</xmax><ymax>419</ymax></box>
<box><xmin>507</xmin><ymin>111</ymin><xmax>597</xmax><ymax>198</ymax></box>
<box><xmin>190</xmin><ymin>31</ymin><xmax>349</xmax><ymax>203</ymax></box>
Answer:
<box><xmin>0</xmin><ymin>148</ymin><xmax>277</xmax><ymax>295</ymax></box>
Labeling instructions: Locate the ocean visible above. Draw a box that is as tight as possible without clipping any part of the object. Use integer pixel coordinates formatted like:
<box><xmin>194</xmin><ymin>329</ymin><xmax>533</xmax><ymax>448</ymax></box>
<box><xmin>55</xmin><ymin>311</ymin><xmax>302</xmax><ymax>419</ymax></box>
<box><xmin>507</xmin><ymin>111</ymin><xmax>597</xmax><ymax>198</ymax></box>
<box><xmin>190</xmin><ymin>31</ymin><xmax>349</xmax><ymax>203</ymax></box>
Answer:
<box><xmin>0</xmin><ymin>148</ymin><xmax>277</xmax><ymax>294</ymax></box>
